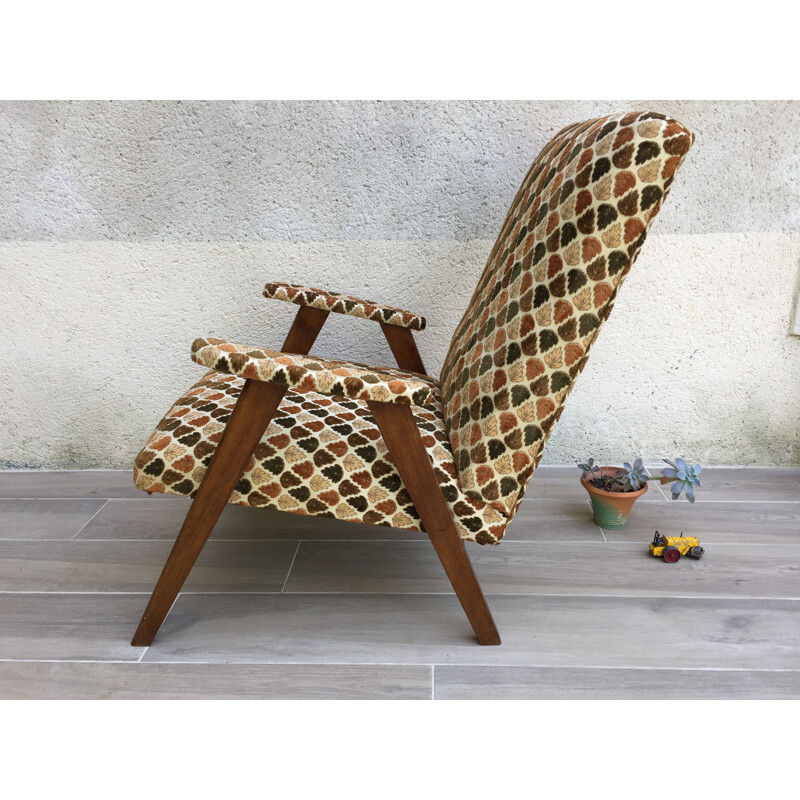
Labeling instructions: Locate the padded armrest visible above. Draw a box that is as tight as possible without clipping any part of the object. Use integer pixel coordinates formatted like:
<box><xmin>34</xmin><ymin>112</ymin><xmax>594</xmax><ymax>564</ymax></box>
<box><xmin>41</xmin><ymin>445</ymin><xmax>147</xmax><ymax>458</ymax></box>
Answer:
<box><xmin>263</xmin><ymin>282</ymin><xmax>426</xmax><ymax>331</ymax></box>
<box><xmin>191</xmin><ymin>338</ymin><xmax>438</xmax><ymax>406</ymax></box>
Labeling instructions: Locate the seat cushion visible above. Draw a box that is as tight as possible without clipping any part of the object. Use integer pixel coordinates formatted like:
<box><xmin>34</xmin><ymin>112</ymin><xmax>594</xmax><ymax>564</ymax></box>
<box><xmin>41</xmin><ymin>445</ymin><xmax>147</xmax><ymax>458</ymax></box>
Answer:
<box><xmin>133</xmin><ymin>371</ymin><xmax>509</xmax><ymax>544</ymax></box>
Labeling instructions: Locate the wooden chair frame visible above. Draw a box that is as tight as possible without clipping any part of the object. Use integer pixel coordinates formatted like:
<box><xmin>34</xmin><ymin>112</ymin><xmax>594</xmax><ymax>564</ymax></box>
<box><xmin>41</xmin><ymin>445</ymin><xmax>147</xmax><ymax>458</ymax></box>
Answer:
<box><xmin>132</xmin><ymin>305</ymin><xmax>501</xmax><ymax>647</ymax></box>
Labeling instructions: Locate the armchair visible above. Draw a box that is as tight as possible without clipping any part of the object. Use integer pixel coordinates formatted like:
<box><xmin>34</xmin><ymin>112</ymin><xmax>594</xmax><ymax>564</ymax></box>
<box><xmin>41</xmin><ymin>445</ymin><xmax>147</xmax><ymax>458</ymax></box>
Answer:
<box><xmin>132</xmin><ymin>111</ymin><xmax>694</xmax><ymax>646</ymax></box>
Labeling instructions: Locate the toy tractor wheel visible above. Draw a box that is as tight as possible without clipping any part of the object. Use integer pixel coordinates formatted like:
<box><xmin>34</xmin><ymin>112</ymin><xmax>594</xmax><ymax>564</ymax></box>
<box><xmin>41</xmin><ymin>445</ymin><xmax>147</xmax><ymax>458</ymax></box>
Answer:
<box><xmin>689</xmin><ymin>546</ymin><xmax>705</xmax><ymax>560</ymax></box>
<box><xmin>663</xmin><ymin>546</ymin><xmax>681</xmax><ymax>563</ymax></box>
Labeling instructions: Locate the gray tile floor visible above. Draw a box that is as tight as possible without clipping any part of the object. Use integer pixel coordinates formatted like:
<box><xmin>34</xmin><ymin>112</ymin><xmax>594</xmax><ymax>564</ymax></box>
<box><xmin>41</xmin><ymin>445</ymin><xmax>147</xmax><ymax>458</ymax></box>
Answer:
<box><xmin>0</xmin><ymin>467</ymin><xmax>798</xmax><ymax>699</ymax></box>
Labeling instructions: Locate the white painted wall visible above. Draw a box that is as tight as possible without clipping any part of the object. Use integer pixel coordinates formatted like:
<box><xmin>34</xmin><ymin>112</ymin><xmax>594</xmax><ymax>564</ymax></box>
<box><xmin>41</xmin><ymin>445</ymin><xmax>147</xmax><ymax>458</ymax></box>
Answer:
<box><xmin>1</xmin><ymin>101</ymin><xmax>799</xmax><ymax>468</ymax></box>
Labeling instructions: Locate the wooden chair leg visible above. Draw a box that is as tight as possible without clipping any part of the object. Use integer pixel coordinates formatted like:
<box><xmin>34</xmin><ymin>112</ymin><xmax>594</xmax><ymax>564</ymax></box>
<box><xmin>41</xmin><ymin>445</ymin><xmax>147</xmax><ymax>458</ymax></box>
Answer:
<box><xmin>131</xmin><ymin>379</ymin><xmax>287</xmax><ymax>646</ymax></box>
<box><xmin>367</xmin><ymin>401</ymin><xmax>501</xmax><ymax>645</ymax></box>
<box><xmin>379</xmin><ymin>322</ymin><xmax>427</xmax><ymax>375</ymax></box>
<box><xmin>282</xmin><ymin>306</ymin><xmax>329</xmax><ymax>354</ymax></box>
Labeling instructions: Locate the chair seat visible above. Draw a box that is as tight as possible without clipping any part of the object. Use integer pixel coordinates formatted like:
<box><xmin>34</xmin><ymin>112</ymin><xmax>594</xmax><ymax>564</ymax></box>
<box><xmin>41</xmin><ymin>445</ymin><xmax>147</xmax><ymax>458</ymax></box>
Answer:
<box><xmin>133</xmin><ymin>370</ymin><xmax>509</xmax><ymax>544</ymax></box>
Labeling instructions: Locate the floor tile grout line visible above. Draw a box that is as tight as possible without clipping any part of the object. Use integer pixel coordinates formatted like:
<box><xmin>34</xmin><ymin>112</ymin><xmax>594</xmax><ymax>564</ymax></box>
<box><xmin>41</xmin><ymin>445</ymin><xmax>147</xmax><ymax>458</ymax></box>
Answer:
<box><xmin>4</xmin><ymin>497</ymin><xmax>800</xmax><ymax>504</ymax></box>
<box><xmin>0</xmin><ymin>658</ymin><xmax>433</xmax><ymax>667</ymax></box>
<box><xmin>1</xmin><ymin>658</ymin><xmax>799</xmax><ymax>673</ymax></box>
<box><xmin>548</xmin><ymin>500</ymin><xmax>800</xmax><ymax>504</ymax></box>
<box><xmin>688</xmin><ymin>500</ymin><xmax>800</xmax><ymax>504</ymax></box>
<box><xmin>0</xmin><ymin>497</ymin><xmax>121</xmax><ymax>501</ymax></box>
<box><xmin>644</xmin><ymin>467</ymin><xmax>669</xmax><ymax>501</ymax></box>
<box><xmin>579</xmin><ymin>497</ymin><xmax>607</xmax><ymax>542</ymax></box>
<box><xmin>428</xmin><ymin>664</ymin><xmax>800</xmax><ymax>673</ymax></box>
<box><xmin>70</xmin><ymin>500</ymin><xmax>110</xmax><ymax>540</ymax></box>
<box><xmin>0</xmin><ymin>659</ymin><xmax>146</xmax><ymax>664</ymax></box>
<box><xmin>205</xmin><ymin>592</ymin><xmax>800</xmax><ymax>600</ymax></box>
<box><xmin>0</xmin><ymin>465</ymin><xmax>796</xmax><ymax>473</ymax></box>
<box><xmin>4</xmin><ymin>538</ymin><xmax>800</xmax><ymax>546</ymax></box>
<box><xmin>3</xmin><ymin>493</ymin><xmax>800</xmax><ymax>500</ymax></box>
<box><xmin>2</xmin><ymin>537</ymin><xmax>800</xmax><ymax>545</ymax></box>
<box><xmin>0</xmin><ymin>591</ymin><xmax>156</xmax><ymax>595</ymax></box>
<box><xmin>3</xmin><ymin>590</ymin><xmax>798</xmax><ymax>601</ymax></box>
<box><xmin>134</xmin><ymin>660</ymin><xmax>800</xmax><ymax>674</ymax></box>
<box><xmin>552</xmin><ymin>500</ymin><xmax>800</xmax><ymax>508</ymax></box>
<box><xmin>281</xmin><ymin>542</ymin><xmax>302</xmax><ymax>593</ymax></box>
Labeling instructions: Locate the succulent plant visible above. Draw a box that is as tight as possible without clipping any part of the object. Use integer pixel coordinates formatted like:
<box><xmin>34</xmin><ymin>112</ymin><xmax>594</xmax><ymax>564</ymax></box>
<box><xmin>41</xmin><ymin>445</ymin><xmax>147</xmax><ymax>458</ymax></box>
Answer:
<box><xmin>616</xmin><ymin>458</ymin><xmax>648</xmax><ymax>491</ymax></box>
<box><xmin>577</xmin><ymin>457</ymin><xmax>602</xmax><ymax>481</ymax></box>
<box><xmin>578</xmin><ymin>455</ymin><xmax>702</xmax><ymax>501</ymax></box>
<box><xmin>660</xmin><ymin>458</ymin><xmax>702</xmax><ymax>503</ymax></box>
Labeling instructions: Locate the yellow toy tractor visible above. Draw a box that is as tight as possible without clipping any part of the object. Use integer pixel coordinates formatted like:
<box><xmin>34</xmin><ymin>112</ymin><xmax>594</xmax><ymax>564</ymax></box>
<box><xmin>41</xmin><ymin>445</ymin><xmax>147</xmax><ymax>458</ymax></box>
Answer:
<box><xmin>649</xmin><ymin>531</ymin><xmax>705</xmax><ymax>563</ymax></box>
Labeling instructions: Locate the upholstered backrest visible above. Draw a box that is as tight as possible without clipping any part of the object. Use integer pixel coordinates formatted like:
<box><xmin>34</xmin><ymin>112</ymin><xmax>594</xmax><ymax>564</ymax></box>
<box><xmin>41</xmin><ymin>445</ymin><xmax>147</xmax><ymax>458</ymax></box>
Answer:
<box><xmin>439</xmin><ymin>111</ymin><xmax>694</xmax><ymax>517</ymax></box>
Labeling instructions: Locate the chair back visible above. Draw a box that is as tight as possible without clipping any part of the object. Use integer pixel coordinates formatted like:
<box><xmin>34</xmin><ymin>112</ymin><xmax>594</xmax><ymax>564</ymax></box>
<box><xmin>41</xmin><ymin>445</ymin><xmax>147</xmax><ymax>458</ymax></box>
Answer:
<box><xmin>439</xmin><ymin>111</ymin><xmax>694</xmax><ymax>517</ymax></box>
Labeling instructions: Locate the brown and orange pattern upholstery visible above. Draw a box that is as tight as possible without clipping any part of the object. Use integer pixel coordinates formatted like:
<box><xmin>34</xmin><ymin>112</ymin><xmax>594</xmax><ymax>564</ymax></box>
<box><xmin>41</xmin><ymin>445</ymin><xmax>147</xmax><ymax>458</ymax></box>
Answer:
<box><xmin>134</xmin><ymin>371</ymin><xmax>508</xmax><ymax>542</ymax></box>
<box><xmin>439</xmin><ymin>111</ymin><xmax>694</xmax><ymax>518</ymax></box>
<box><xmin>263</xmin><ymin>282</ymin><xmax>427</xmax><ymax>330</ymax></box>
<box><xmin>134</xmin><ymin>111</ymin><xmax>693</xmax><ymax>544</ymax></box>
<box><xmin>191</xmin><ymin>338</ymin><xmax>437</xmax><ymax>406</ymax></box>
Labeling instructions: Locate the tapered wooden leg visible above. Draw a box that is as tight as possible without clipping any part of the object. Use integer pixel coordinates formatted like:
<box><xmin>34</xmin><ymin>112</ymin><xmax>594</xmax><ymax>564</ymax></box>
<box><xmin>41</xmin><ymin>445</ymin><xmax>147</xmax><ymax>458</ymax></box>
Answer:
<box><xmin>379</xmin><ymin>322</ymin><xmax>427</xmax><ymax>375</ymax></box>
<box><xmin>367</xmin><ymin>401</ymin><xmax>501</xmax><ymax>645</ymax></box>
<box><xmin>131</xmin><ymin>379</ymin><xmax>287</xmax><ymax>646</ymax></box>
<box><xmin>282</xmin><ymin>306</ymin><xmax>330</xmax><ymax>354</ymax></box>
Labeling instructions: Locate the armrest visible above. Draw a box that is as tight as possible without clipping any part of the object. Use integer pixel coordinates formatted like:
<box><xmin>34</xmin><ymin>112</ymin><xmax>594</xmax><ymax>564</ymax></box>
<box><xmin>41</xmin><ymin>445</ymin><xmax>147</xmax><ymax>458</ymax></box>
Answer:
<box><xmin>263</xmin><ymin>282</ymin><xmax>426</xmax><ymax>331</ymax></box>
<box><xmin>191</xmin><ymin>337</ymin><xmax>438</xmax><ymax>407</ymax></box>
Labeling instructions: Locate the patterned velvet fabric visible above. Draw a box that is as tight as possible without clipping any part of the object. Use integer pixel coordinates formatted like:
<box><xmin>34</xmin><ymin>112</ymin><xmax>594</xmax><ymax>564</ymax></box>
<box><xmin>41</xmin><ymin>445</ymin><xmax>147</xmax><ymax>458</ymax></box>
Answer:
<box><xmin>191</xmin><ymin>338</ymin><xmax>438</xmax><ymax>406</ymax></box>
<box><xmin>263</xmin><ymin>282</ymin><xmax>426</xmax><ymax>330</ymax></box>
<box><xmin>133</xmin><ymin>371</ymin><xmax>508</xmax><ymax>543</ymax></box>
<box><xmin>439</xmin><ymin>112</ymin><xmax>694</xmax><ymax>517</ymax></box>
<box><xmin>134</xmin><ymin>111</ymin><xmax>693</xmax><ymax>544</ymax></box>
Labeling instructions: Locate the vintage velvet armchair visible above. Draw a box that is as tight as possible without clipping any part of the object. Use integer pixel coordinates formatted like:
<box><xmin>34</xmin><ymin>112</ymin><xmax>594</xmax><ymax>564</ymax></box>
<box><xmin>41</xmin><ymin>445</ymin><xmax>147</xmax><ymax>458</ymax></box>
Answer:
<box><xmin>132</xmin><ymin>111</ymin><xmax>694</xmax><ymax>646</ymax></box>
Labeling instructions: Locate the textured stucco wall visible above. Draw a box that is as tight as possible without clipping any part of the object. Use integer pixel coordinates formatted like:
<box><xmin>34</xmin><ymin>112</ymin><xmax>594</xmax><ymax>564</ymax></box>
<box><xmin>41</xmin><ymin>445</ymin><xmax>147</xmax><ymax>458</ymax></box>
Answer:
<box><xmin>1</xmin><ymin>100</ymin><xmax>799</xmax><ymax>469</ymax></box>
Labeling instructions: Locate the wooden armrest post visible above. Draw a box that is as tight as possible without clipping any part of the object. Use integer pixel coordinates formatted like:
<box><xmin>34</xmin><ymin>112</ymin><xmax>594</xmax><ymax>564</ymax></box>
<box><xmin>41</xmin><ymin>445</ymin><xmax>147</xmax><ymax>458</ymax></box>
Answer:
<box><xmin>277</xmin><ymin>300</ymin><xmax>425</xmax><ymax>375</ymax></box>
<box><xmin>380</xmin><ymin>322</ymin><xmax>427</xmax><ymax>376</ymax></box>
<box><xmin>282</xmin><ymin>306</ymin><xmax>330</xmax><ymax>355</ymax></box>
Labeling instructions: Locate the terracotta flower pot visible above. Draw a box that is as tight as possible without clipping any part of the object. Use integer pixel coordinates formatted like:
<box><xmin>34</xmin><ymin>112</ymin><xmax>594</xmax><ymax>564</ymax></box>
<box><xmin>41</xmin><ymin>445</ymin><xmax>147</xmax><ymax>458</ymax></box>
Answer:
<box><xmin>580</xmin><ymin>467</ymin><xmax>648</xmax><ymax>529</ymax></box>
